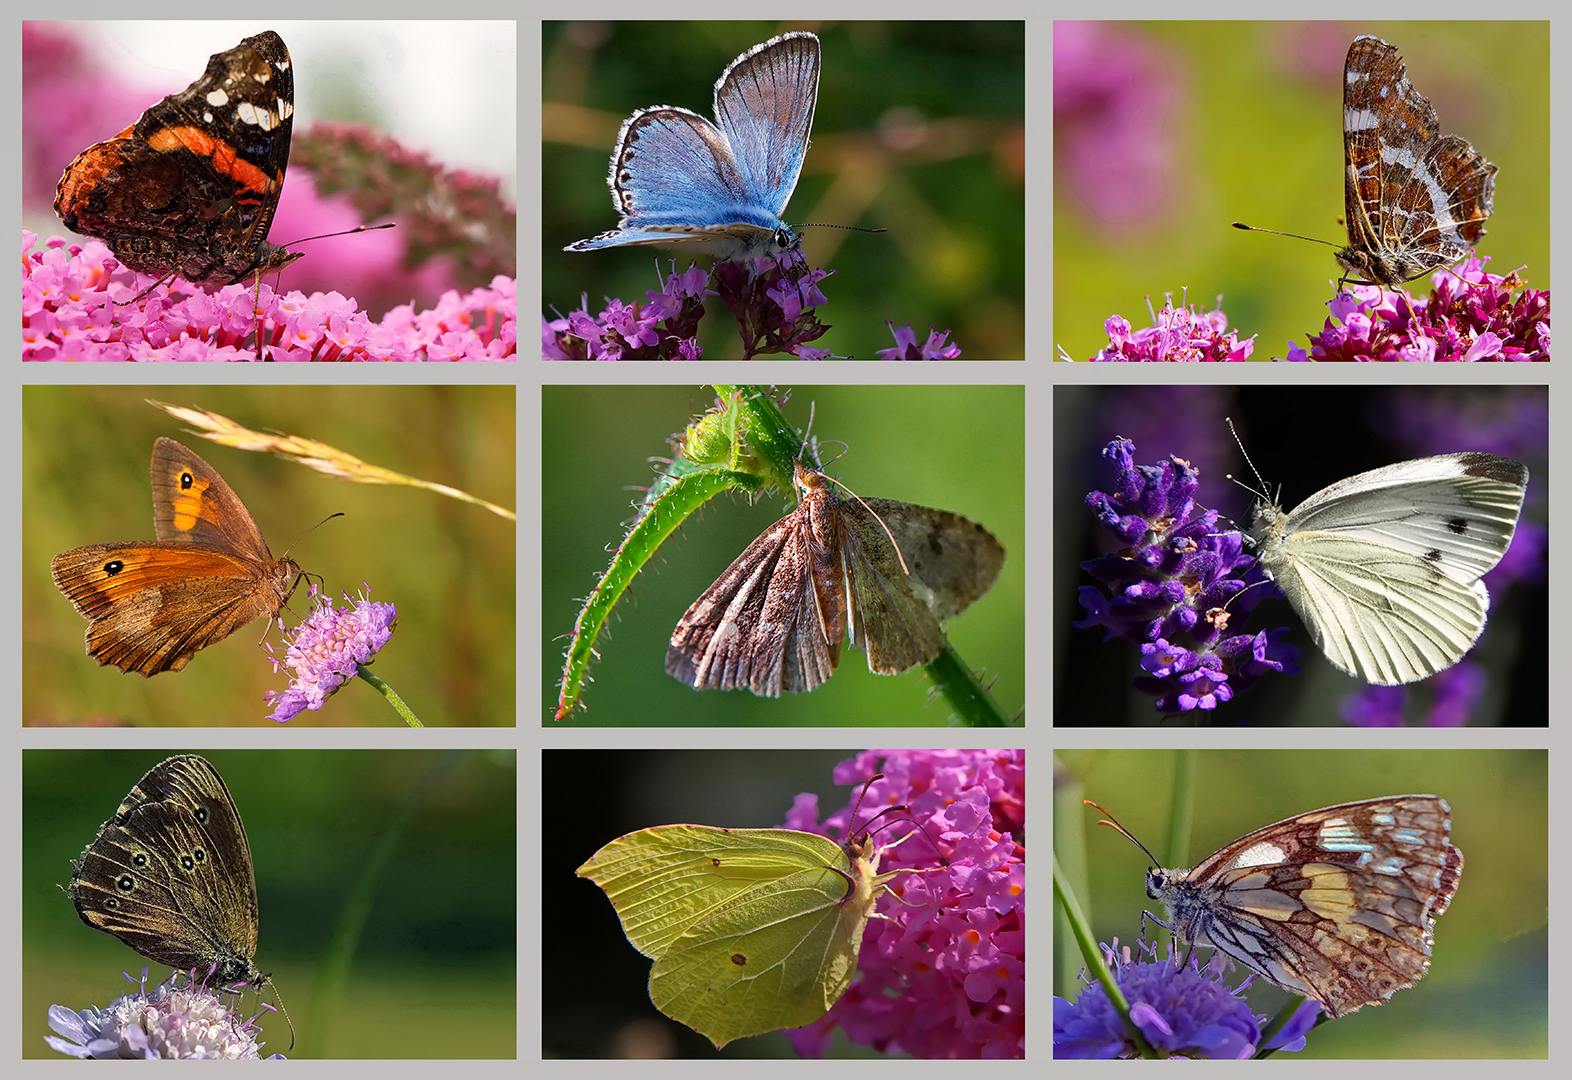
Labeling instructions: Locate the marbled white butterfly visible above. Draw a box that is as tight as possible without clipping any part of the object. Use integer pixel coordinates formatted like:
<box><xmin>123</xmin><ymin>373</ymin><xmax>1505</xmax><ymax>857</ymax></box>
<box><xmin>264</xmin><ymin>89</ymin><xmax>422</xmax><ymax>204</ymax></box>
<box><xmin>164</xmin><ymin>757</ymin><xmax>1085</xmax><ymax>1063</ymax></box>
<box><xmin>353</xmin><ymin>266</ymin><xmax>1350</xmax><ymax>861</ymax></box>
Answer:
<box><xmin>1089</xmin><ymin>795</ymin><xmax>1462</xmax><ymax>1018</ymax></box>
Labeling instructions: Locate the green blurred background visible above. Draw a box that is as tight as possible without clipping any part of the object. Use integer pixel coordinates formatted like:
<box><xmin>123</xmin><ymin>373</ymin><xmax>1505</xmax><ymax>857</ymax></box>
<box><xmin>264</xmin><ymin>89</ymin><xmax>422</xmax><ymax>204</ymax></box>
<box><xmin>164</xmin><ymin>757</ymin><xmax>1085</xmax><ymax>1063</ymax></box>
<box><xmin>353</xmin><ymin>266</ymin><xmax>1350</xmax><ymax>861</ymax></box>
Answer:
<box><xmin>1055</xmin><ymin>749</ymin><xmax>1547</xmax><ymax>1057</ymax></box>
<box><xmin>23</xmin><ymin>386</ymin><xmax>515</xmax><ymax>726</ymax></box>
<box><xmin>543</xmin><ymin>385</ymin><xmax>1024</xmax><ymax>726</ymax></box>
<box><xmin>544</xmin><ymin>20</ymin><xmax>1025</xmax><ymax>359</ymax></box>
<box><xmin>25</xmin><ymin>749</ymin><xmax>516</xmax><ymax>1058</ymax></box>
<box><xmin>1053</xmin><ymin>20</ymin><xmax>1548</xmax><ymax>361</ymax></box>
<box><xmin>1054</xmin><ymin>384</ymin><xmax>1548</xmax><ymax>726</ymax></box>
<box><xmin>545</xmin><ymin>748</ymin><xmax>941</xmax><ymax>1057</ymax></box>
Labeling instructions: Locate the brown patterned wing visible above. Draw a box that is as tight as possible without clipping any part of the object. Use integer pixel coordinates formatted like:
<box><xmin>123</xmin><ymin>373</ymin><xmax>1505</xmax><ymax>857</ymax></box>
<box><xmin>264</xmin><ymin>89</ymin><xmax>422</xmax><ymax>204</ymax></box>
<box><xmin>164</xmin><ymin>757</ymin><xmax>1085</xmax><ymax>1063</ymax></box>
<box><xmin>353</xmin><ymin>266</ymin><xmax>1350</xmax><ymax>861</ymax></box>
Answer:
<box><xmin>1150</xmin><ymin>795</ymin><xmax>1462</xmax><ymax>1017</ymax></box>
<box><xmin>666</xmin><ymin>507</ymin><xmax>842</xmax><ymax>696</ymax></box>
<box><xmin>68</xmin><ymin>755</ymin><xmax>261</xmax><ymax>986</ymax></box>
<box><xmin>1337</xmin><ymin>35</ymin><xmax>1496</xmax><ymax>286</ymax></box>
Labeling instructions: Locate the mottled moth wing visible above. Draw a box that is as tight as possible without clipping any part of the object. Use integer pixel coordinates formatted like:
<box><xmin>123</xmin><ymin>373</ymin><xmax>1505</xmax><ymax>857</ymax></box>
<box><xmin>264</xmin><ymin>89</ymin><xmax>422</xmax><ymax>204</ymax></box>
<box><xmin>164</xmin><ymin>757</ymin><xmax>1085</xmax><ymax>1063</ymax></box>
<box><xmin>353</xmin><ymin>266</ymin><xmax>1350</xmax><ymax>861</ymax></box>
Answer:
<box><xmin>665</xmin><ymin>510</ymin><xmax>837</xmax><ymax>696</ymax></box>
<box><xmin>861</xmin><ymin>499</ymin><xmax>1006</xmax><ymax>619</ymax></box>
<box><xmin>845</xmin><ymin>498</ymin><xmax>1005</xmax><ymax>673</ymax></box>
<box><xmin>666</xmin><ymin>463</ymin><xmax>1005</xmax><ymax>697</ymax></box>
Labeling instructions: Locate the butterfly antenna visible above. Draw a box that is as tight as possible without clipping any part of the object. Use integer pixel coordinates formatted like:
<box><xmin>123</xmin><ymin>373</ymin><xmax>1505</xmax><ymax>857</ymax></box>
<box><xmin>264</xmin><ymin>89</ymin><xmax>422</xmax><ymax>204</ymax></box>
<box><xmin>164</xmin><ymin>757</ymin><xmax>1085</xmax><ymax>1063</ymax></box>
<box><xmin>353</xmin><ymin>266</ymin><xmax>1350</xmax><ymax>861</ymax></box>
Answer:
<box><xmin>1230</xmin><ymin>221</ymin><xmax>1340</xmax><ymax>249</ymax></box>
<box><xmin>280</xmin><ymin>512</ymin><xmax>346</xmax><ymax>561</ymax></box>
<box><xmin>281</xmin><ymin>221</ymin><xmax>395</xmax><ymax>249</ymax></box>
<box><xmin>1083</xmin><ymin>800</ymin><xmax>1162</xmax><ymax>868</ymax></box>
<box><xmin>793</xmin><ymin>223</ymin><xmax>888</xmax><ymax>236</ymax></box>
<box><xmin>819</xmin><ymin>471</ymin><xmax>915</xmax><ymax>578</ymax></box>
<box><xmin>262</xmin><ymin>976</ymin><xmax>296</xmax><ymax>1052</ymax></box>
<box><xmin>845</xmin><ymin>773</ymin><xmax>884</xmax><ymax>836</ymax></box>
<box><xmin>794</xmin><ymin>402</ymin><xmax>820</xmax><ymax>469</ymax></box>
<box><xmin>1222</xmin><ymin>417</ymin><xmax>1273</xmax><ymax>503</ymax></box>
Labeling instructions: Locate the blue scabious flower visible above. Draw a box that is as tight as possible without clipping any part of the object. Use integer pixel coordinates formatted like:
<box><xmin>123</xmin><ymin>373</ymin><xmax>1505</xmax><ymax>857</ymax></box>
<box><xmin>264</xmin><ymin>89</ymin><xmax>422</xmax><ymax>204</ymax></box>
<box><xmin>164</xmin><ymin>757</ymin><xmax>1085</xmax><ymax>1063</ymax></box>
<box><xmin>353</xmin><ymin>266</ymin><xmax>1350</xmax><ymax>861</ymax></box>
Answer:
<box><xmin>1054</xmin><ymin>940</ymin><xmax>1315</xmax><ymax>1059</ymax></box>
<box><xmin>46</xmin><ymin>969</ymin><xmax>286</xmax><ymax>1059</ymax></box>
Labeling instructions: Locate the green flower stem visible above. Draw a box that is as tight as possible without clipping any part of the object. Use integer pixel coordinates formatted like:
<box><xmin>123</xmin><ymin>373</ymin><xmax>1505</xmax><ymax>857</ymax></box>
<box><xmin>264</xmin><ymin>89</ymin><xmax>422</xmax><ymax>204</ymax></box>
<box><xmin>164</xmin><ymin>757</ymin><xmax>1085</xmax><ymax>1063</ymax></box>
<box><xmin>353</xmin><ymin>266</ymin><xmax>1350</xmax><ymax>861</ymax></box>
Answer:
<box><xmin>1053</xmin><ymin>851</ymin><xmax>1157</xmax><ymax>1058</ymax></box>
<box><xmin>923</xmin><ymin>646</ymin><xmax>1011</xmax><ymax>726</ymax></box>
<box><xmin>357</xmin><ymin>666</ymin><xmax>422</xmax><ymax>727</ymax></box>
<box><xmin>555</xmin><ymin>464</ymin><xmax>763</xmax><ymax>718</ymax></box>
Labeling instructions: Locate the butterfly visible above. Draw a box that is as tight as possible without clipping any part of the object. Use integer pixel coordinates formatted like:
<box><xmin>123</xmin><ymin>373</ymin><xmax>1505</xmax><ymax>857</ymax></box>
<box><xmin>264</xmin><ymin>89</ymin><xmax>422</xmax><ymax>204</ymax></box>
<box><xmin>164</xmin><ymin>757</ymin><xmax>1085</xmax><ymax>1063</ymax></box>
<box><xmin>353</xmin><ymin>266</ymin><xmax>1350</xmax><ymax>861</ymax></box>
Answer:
<box><xmin>564</xmin><ymin>32</ymin><xmax>820</xmax><ymax>261</ymax></box>
<box><xmin>1249</xmin><ymin>451</ymin><xmax>1528</xmax><ymax>685</ymax></box>
<box><xmin>1089</xmin><ymin>795</ymin><xmax>1463</xmax><ymax>1018</ymax></box>
<box><xmin>1335</xmin><ymin>35</ymin><xmax>1498</xmax><ymax>287</ymax></box>
<box><xmin>666</xmin><ymin>461</ymin><xmax>1005</xmax><ymax>696</ymax></box>
<box><xmin>576</xmin><ymin>774</ymin><xmax>939</xmax><ymax>1049</ymax></box>
<box><xmin>51</xmin><ymin>438</ymin><xmax>301</xmax><ymax>675</ymax></box>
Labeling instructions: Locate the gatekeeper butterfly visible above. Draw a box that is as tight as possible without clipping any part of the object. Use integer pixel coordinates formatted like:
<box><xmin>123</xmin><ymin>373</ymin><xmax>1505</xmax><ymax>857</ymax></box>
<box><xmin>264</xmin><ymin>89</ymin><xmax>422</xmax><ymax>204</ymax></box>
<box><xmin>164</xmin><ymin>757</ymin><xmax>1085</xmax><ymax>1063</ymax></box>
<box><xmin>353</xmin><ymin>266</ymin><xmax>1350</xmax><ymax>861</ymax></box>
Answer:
<box><xmin>51</xmin><ymin>437</ymin><xmax>302</xmax><ymax>676</ymax></box>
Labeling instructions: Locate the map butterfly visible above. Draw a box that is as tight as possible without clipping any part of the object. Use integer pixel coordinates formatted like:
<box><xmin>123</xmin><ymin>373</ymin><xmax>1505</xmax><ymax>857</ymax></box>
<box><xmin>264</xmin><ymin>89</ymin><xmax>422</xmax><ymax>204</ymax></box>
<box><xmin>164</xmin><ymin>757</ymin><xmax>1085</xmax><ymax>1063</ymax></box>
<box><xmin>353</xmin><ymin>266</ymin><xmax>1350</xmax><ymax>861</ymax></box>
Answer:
<box><xmin>1336</xmin><ymin>35</ymin><xmax>1497</xmax><ymax>287</ymax></box>
<box><xmin>1089</xmin><ymin>795</ymin><xmax>1463</xmax><ymax>1018</ymax></box>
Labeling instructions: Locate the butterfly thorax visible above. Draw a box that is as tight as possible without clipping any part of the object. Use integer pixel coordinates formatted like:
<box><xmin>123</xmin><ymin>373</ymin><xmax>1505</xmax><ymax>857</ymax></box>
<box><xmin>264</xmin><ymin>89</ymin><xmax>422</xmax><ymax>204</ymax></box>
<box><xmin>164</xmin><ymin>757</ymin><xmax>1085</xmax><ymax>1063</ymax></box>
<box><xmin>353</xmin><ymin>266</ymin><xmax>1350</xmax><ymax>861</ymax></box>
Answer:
<box><xmin>1245</xmin><ymin>500</ymin><xmax>1291</xmax><ymax>559</ymax></box>
<box><xmin>1334</xmin><ymin>243</ymin><xmax>1435</xmax><ymax>289</ymax></box>
<box><xmin>793</xmin><ymin>465</ymin><xmax>850</xmax><ymax>644</ymax></box>
<box><xmin>1144</xmin><ymin>866</ymin><xmax>1223</xmax><ymax>950</ymax></box>
<box><xmin>268</xmin><ymin>556</ymin><xmax>302</xmax><ymax>604</ymax></box>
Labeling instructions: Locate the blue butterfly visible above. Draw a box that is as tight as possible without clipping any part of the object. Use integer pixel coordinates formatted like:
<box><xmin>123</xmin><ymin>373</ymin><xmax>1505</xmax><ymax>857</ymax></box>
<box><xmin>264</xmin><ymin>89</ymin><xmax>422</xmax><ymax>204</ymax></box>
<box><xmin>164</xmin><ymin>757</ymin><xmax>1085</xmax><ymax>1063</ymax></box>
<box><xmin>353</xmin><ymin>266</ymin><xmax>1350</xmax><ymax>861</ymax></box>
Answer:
<box><xmin>565</xmin><ymin>32</ymin><xmax>820</xmax><ymax>261</ymax></box>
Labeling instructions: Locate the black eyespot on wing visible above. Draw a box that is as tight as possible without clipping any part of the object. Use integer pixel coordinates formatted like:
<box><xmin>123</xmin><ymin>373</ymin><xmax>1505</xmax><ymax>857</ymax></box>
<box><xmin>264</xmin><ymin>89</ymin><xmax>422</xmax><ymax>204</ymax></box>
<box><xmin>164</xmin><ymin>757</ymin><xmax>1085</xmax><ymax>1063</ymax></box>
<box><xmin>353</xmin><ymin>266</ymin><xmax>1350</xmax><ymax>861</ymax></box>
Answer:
<box><xmin>1424</xmin><ymin>548</ymin><xmax>1443</xmax><ymax>563</ymax></box>
<box><xmin>1446</xmin><ymin>517</ymin><xmax>1469</xmax><ymax>534</ymax></box>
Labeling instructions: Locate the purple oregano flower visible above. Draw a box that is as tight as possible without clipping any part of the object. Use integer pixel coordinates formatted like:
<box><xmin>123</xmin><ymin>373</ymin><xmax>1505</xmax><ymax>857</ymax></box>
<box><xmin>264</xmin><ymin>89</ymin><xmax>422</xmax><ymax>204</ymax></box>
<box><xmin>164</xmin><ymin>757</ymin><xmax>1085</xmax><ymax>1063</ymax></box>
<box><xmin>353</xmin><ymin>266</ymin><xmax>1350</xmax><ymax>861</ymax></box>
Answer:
<box><xmin>545</xmin><ymin>254</ymin><xmax>833</xmax><ymax>359</ymax></box>
<box><xmin>1064</xmin><ymin>294</ymin><xmax>1257</xmax><ymax>363</ymax></box>
<box><xmin>1076</xmin><ymin>438</ymin><xmax>1298</xmax><ymax>716</ymax></box>
<box><xmin>1278</xmin><ymin>257</ymin><xmax>1548</xmax><ymax>362</ymax></box>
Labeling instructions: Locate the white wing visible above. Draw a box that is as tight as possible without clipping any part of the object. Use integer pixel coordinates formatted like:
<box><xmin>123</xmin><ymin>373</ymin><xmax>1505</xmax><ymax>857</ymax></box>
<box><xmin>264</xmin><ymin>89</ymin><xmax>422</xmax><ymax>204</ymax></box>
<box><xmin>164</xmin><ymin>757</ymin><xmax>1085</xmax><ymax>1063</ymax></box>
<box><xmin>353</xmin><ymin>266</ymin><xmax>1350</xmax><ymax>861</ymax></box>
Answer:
<box><xmin>1272</xmin><ymin>453</ymin><xmax>1527</xmax><ymax>583</ymax></box>
<box><xmin>1260</xmin><ymin>534</ymin><xmax>1490</xmax><ymax>684</ymax></box>
<box><xmin>1252</xmin><ymin>452</ymin><xmax>1528</xmax><ymax>684</ymax></box>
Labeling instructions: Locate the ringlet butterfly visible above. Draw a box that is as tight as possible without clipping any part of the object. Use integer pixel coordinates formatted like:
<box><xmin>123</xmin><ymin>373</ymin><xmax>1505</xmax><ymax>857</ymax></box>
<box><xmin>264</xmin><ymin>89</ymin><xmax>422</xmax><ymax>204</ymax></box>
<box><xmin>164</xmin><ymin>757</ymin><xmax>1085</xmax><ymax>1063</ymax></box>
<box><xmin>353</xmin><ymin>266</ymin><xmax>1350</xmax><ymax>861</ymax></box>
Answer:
<box><xmin>68</xmin><ymin>755</ymin><xmax>292</xmax><ymax>1046</ymax></box>
<box><xmin>51</xmin><ymin>437</ymin><xmax>302</xmax><ymax>675</ymax></box>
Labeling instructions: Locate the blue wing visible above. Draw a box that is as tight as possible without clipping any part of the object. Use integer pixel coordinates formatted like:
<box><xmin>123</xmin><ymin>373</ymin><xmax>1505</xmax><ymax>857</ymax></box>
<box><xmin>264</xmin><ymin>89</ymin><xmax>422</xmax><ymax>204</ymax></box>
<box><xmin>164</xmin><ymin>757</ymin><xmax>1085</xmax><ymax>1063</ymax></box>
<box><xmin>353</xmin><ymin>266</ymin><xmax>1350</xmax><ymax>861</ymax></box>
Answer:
<box><xmin>713</xmin><ymin>32</ymin><xmax>819</xmax><ymax>216</ymax></box>
<box><xmin>565</xmin><ymin>32</ymin><xmax>819</xmax><ymax>257</ymax></box>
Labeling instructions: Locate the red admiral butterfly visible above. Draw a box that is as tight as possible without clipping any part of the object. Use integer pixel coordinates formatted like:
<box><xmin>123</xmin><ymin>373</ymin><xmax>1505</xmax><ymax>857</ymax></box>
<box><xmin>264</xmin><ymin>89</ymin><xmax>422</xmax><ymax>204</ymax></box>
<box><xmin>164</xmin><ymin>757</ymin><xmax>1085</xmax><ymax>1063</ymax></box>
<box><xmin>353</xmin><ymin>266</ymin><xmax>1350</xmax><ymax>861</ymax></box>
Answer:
<box><xmin>1335</xmin><ymin>35</ymin><xmax>1497</xmax><ymax>287</ymax></box>
<box><xmin>54</xmin><ymin>31</ymin><xmax>301</xmax><ymax>296</ymax></box>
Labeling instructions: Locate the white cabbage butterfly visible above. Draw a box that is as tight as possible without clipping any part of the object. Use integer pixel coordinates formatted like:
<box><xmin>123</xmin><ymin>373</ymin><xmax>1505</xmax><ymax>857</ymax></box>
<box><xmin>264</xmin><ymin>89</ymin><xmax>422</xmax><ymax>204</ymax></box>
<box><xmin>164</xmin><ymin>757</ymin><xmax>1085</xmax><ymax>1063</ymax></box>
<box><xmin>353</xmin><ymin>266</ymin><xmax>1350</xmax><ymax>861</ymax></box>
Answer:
<box><xmin>1249</xmin><ymin>452</ymin><xmax>1528</xmax><ymax>685</ymax></box>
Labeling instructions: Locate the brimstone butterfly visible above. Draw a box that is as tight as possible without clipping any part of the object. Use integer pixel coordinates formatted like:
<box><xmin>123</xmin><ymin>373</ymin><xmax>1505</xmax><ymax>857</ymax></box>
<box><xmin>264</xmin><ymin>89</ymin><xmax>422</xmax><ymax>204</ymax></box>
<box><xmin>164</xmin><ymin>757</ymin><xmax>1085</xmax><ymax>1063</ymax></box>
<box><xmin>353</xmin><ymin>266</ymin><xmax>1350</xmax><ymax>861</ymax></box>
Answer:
<box><xmin>576</xmin><ymin>778</ymin><xmax>939</xmax><ymax>1049</ymax></box>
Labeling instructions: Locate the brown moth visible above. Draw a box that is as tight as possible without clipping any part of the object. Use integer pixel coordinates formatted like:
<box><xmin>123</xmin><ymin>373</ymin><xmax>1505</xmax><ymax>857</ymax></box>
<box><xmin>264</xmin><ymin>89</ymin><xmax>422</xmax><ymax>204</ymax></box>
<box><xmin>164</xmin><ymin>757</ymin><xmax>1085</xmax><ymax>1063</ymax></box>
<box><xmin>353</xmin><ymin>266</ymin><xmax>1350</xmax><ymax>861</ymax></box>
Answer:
<box><xmin>667</xmin><ymin>462</ymin><xmax>1005</xmax><ymax>696</ymax></box>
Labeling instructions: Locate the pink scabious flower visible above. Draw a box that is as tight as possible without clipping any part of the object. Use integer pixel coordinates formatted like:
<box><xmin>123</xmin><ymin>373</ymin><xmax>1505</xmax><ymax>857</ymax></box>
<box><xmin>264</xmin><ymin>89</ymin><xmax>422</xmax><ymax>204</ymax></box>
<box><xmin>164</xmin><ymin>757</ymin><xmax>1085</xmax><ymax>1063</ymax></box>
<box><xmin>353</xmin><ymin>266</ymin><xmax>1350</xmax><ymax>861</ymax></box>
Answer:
<box><xmin>265</xmin><ymin>586</ymin><xmax>397</xmax><ymax>722</ymax></box>
<box><xmin>1068</xmin><ymin>295</ymin><xmax>1256</xmax><ymax>362</ymax></box>
<box><xmin>781</xmin><ymin>749</ymin><xmax>1025</xmax><ymax>1059</ymax></box>
<box><xmin>24</xmin><ymin>232</ymin><xmax>515</xmax><ymax>361</ymax></box>
<box><xmin>1277</xmin><ymin>258</ymin><xmax>1549</xmax><ymax>361</ymax></box>
<box><xmin>46</xmin><ymin>969</ymin><xmax>285</xmax><ymax>1060</ymax></box>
